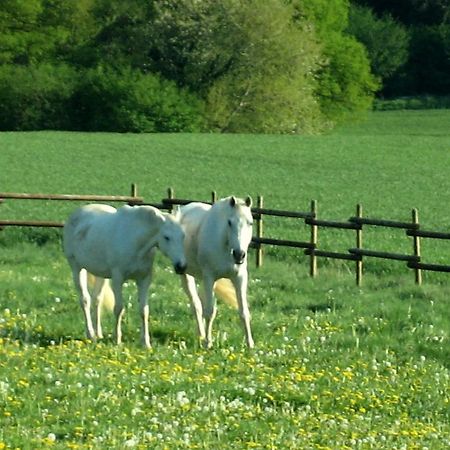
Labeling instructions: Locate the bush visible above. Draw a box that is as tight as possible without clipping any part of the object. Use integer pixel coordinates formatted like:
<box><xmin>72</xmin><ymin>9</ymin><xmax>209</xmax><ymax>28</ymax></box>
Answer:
<box><xmin>291</xmin><ymin>0</ymin><xmax>379</xmax><ymax>125</ymax></box>
<box><xmin>373</xmin><ymin>95</ymin><xmax>450</xmax><ymax>111</ymax></box>
<box><xmin>316</xmin><ymin>33</ymin><xmax>380</xmax><ymax>123</ymax></box>
<box><xmin>0</xmin><ymin>64</ymin><xmax>77</xmax><ymax>131</ymax></box>
<box><xmin>69</xmin><ymin>66</ymin><xmax>205</xmax><ymax>132</ymax></box>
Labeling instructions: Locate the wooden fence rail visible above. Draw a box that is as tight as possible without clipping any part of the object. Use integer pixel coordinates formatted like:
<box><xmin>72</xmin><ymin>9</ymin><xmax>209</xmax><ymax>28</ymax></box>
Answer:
<box><xmin>2</xmin><ymin>186</ymin><xmax>450</xmax><ymax>285</ymax></box>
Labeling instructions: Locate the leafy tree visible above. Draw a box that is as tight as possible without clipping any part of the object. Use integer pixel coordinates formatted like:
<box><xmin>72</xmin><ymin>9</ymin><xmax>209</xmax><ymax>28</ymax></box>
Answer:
<box><xmin>0</xmin><ymin>0</ymin><xmax>96</xmax><ymax>65</ymax></box>
<box><xmin>403</xmin><ymin>24</ymin><xmax>450</xmax><ymax>95</ymax></box>
<box><xmin>0</xmin><ymin>0</ymin><xmax>380</xmax><ymax>132</ymax></box>
<box><xmin>352</xmin><ymin>0</ymin><xmax>450</xmax><ymax>26</ymax></box>
<box><xmin>0</xmin><ymin>0</ymin><xmax>45</xmax><ymax>64</ymax></box>
<box><xmin>147</xmin><ymin>0</ymin><xmax>326</xmax><ymax>133</ymax></box>
<box><xmin>353</xmin><ymin>0</ymin><xmax>450</xmax><ymax>96</ymax></box>
<box><xmin>347</xmin><ymin>4</ymin><xmax>410</xmax><ymax>82</ymax></box>
<box><xmin>290</xmin><ymin>0</ymin><xmax>379</xmax><ymax>122</ymax></box>
<box><xmin>73</xmin><ymin>0</ymin><xmax>154</xmax><ymax>68</ymax></box>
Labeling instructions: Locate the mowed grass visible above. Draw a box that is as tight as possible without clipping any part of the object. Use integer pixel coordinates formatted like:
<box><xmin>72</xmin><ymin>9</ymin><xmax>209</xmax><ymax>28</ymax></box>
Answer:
<box><xmin>0</xmin><ymin>110</ymin><xmax>449</xmax><ymax>449</ymax></box>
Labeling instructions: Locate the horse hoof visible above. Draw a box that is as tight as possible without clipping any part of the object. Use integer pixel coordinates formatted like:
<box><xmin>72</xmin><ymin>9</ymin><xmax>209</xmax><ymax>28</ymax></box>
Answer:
<box><xmin>203</xmin><ymin>340</ymin><xmax>213</xmax><ymax>350</ymax></box>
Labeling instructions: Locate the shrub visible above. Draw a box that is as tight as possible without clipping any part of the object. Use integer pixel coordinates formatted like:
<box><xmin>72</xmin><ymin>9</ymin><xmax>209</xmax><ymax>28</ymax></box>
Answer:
<box><xmin>291</xmin><ymin>0</ymin><xmax>379</xmax><ymax>124</ymax></box>
<box><xmin>0</xmin><ymin>64</ymin><xmax>77</xmax><ymax>131</ymax></box>
<box><xmin>69</xmin><ymin>66</ymin><xmax>205</xmax><ymax>132</ymax></box>
<box><xmin>316</xmin><ymin>33</ymin><xmax>380</xmax><ymax>123</ymax></box>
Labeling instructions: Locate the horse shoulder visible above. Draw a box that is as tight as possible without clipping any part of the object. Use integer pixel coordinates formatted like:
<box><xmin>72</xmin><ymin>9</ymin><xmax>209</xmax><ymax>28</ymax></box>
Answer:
<box><xmin>113</xmin><ymin>206</ymin><xmax>164</xmax><ymax>261</ymax></box>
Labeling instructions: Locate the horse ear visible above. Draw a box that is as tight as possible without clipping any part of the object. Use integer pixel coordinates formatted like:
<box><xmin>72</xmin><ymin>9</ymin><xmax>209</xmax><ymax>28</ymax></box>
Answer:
<box><xmin>245</xmin><ymin>196</ymin><xmax>252</xmax><ymax>208</ymax></box>
<box><xmin>172</xmin><ymin>205</ymin><xmax>181</xmax><ymax>220</ymax></box>
<box><xmin>229</xmin><ymin>196</ymin><xmax>237</xmax><ymax>207</ymax></box>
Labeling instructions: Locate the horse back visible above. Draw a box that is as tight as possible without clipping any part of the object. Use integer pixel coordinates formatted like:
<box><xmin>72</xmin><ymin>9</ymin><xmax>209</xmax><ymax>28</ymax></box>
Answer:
<box><xmin>64</xmin><ymin>204</ymin><xmax>116</xmax><ymax>251</ymax></box>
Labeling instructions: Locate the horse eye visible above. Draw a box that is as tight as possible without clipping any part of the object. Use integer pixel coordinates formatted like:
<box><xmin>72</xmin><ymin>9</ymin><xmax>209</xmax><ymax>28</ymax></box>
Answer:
<box><xmin>164</xmin><ymin>236</ymin><xmax>170</xmax><ymax>241</ymax></box>
<box><xmin>228</xmin><ymin>219</ymin><xmax>232</xmax><ymax>227</ymax></box>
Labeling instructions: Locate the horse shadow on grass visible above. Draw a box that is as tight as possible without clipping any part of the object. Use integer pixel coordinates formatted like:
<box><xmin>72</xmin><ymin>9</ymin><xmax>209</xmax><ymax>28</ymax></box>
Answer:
<box><xmin>1</xmin><ymin>322</ymin><xmax>193</xmax><ymax>349</ymax></box>
<box><xmin>306</xmin><ymin>302</ymin><xmax>341</xmax><ymax>313</ymax></box>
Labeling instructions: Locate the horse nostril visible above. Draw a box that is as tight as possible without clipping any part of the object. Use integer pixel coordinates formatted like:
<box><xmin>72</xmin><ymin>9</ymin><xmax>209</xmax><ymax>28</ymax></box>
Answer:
<box><xmin>232</xmin><ymin>250</ymin><xmax>246</xmax><ymax>264</ymax></box>
<box><xmin>174</xmin><ymin>262</ymin><xmax>187</xmax><ymax>274</ymax></box>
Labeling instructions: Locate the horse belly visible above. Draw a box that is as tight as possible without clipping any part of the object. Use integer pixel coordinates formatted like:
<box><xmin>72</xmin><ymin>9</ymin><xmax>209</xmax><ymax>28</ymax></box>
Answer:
<box><xmin>65</xmin><ymin>217</ymin><xmax>114</xmax><ymax>276</ymax></box>
<box><xmin>72</xmin><ymin>238</ymin><xmax>113</xmax><ymax>278</ymax></box>
<box><xmin>119</xmin><ymin>248</ymin><xmax>156</xmax><ymax>279</ymax></box>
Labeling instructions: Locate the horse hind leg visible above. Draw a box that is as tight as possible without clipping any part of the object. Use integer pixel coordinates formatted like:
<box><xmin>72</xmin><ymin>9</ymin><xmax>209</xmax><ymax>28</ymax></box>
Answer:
<box><xmin>110</xmin><ymin>273</ymin><xmax>125</xmax><ymax>345</ymax></box>
<box><xmin>75</xmin><ymin>268</ymin><xmax>96</xmax><ymax>341</ymax></box>
<box><xmin>88</xmin><ymin>274</ymin><xmax>108</xmax><ymax>339</ymax></box>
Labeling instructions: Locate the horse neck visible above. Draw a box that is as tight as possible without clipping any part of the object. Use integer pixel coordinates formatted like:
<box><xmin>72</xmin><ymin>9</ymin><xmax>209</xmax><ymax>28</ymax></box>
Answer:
<box><xmin>139</xmin><ymin>208</ymin><xmax>165</xmax><ymax>246</ymax></box>
<box><xmin>205</xmin><ymin>202</ymin><xmax>229</xmax><ymax>248</ymax></box>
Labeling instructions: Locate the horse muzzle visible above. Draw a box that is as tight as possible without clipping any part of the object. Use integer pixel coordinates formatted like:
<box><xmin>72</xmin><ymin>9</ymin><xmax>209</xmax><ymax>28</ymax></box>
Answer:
<box><xmin>232</xmin><ymin>249</ymin><xmax>246</xmax><ymax>265</ymax></box>
<box><xmin>174</xmin><ymin>262</ymin><xmax>187</xmax><ymax>274</ymax></box>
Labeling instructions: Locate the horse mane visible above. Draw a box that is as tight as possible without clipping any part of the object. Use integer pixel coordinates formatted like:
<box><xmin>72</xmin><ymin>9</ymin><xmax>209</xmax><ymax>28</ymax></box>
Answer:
<box><xmin>128</xmin><ymin>205</ymin><xmax>165</xmax><ymax>227</ymax></box>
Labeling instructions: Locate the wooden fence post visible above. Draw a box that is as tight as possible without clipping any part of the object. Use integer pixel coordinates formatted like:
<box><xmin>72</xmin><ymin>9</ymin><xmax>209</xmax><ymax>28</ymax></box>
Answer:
<box><xmin>356</xmin><ymin>204</ymin><xmax>363</xmax><ymax>286</ymax></box>
<box><xmin>310</xmin><ymin>200</ymin><xmax>317</xmax><ymax>277</ymax></box>
<box><xmin>167</xmin><ymin>187</ymin><xmax>174</xmax><ymax>213</ymax></box>
<box><xmin>412</xmin><ymin>208</ymin><xmax>422</xmax><ymax>285</ymax></box>
<box><xmin>131</xmin><ymin>183</ymin><xmax>138</xmax><ymax>198</ymax></box>
<box><xmin>256</xmin><ymin>195</ymin><xmax>264</xmax><ymax>268</ymax></box>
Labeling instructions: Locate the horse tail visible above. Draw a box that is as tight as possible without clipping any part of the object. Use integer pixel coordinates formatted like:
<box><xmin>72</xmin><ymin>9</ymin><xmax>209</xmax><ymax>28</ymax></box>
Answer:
<box><xmin>214</xmin><ymin>278</ymin><xmax>238</xmax><ymax>309</ymax></box>
<box><xmin>87</xmin><ymin>273</ymin><xmax>115</xmax><ymax>312</ymax></box>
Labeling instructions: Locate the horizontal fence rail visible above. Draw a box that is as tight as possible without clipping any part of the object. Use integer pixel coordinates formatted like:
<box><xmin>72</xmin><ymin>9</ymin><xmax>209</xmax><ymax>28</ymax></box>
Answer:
<box><xmin>0</xmin><ymin>184</ymin><xmax>143</xmax><ymax>228</ymax></box>
<box><xmin>2</xmin><ymin>186</ymin><xmax>450</xmax><ymax>285</ymax></box>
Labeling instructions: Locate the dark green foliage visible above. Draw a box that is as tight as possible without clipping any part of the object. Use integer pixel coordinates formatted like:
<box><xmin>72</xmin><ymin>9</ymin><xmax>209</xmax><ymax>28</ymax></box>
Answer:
<box><xmin>352</xmin><ymin>0</ymin><xmax>450</xmax><ymax>27</ymax></box>
<box><xmin>351</xmin><ymin>0</ymin><xmax>450</xmax><ymax>97</ymax></box>
<box><xmin>314</xmin><ymin>33</ymin><xmax>379</xmax><ymax>122</ymax></box>
<box><xmin>3</xmin><ymin>0</ymin><xmax>447</xmax><ymax>132</ymax></box>
<box><xmin>404</xmin><ymin>25</ymin><xmax>450</xmax><ymax>95</ymax></box>
<box><xmin>0</xmin><ymin>64</ymin><xmax>77</xmax><ymax>131</ymax></box>
<box><xmin>348</xmin><ymin>5</ymin><xmax>410</xmax><ymax>81</ymax></box>
<box><xmin>291</xmin><ymin>0</ymin><xmax>379</xmax><ymax>123</ymax></box>
<box><xmin>68</xmin><ymin>66</ymin><xmax>205</xmax><ymax>132</ymax></box>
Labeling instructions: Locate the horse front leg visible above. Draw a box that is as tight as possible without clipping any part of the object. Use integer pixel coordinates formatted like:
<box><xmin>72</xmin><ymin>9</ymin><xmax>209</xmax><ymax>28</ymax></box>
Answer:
<box><xmin>181</xmin><ymin>274</ymin><xmax>206</xmax><ymax>343</ymax></box>
<box><xmin>137</xmin><ymin>275</ymin><xmax>152</xmax><ymax>349</ymax></box>
<box><xmin>72</xmin><ymin>268</ymin><xmax>96</xmax><ymax>341</ymax></box>
<box><xmin>233</xmin><ymin>270</ymin><xmax>255</xmax><ymax>349</ymax></box>
<box><xmin>111</xmin><ymin>273</ymin><xmax>125</xmax><ymax>345</ymax></box>
<box><xmin>90</xmin><ymin>274</ymin><xmax>107</xmax><ymax>339</ymax></box>
<box><xmin>202</xmin><ymin>274</ymin><xmax>217</xmax><ymax>349</ymax></box>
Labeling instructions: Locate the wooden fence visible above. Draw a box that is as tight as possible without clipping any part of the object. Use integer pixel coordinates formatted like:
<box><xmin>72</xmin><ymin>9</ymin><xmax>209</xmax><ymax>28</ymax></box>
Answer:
<box><xmin>2</xmin><ymin>186</ymin><xmax>450</xmax><ymax>286</ymax></box>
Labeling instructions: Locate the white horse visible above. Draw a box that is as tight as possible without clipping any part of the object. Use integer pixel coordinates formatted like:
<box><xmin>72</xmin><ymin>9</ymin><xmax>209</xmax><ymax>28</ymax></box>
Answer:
<box><xmin>63</xmin><ymin>203</ymin><xmax>186</xmax><ymax>348</ymax></box>
<box><xmin>179</xmin><ymin>196</ymin><xmax>254</xmax><ymax>348</ymax></box>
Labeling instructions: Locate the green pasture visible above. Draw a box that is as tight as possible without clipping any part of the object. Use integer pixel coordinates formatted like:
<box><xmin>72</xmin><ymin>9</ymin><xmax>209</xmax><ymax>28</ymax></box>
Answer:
<box><xmin>1</xmin><ymin>110</ymin><xmax>449</xmax><ymax>449</ymax></box>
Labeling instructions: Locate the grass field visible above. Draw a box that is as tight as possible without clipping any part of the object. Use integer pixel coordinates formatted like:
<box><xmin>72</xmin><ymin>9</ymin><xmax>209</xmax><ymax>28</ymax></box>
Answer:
<box><xmin>1</xmin><ymin>110</ymin><xmax>449</xmax><ymax>449</ymax></box>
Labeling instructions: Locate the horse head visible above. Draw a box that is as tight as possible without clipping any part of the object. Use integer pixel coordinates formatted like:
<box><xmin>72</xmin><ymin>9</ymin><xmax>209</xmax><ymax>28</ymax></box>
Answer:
<box><xmin>226</xmin><ymin>196</ymin><xmax>253</xmax><ymax>265</ymax></box>
<box><xmin>158</xmin><ymin>211</ymin><xmax>187</xmax><ymax>274</ymax></box>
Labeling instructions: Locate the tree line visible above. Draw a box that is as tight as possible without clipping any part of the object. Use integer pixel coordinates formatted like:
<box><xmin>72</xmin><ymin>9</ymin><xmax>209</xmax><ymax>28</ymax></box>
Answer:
<box><xmin>0</xmin><ymin>0</ymin><xmax>448</xmax><ymax>133</ymax></box>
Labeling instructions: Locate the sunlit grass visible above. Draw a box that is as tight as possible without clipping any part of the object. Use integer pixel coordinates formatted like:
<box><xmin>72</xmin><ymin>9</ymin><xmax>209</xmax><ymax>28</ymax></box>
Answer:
<box><xmin>1</xmin><ymin>244</ymin><xmax>449</xmax><ymax>449</ymax></box>
<box><xmin>1</xmin><ymin>111</ymin><xmax>449</xmax><ymax>448</ymax></box>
